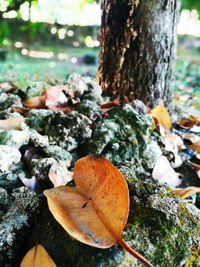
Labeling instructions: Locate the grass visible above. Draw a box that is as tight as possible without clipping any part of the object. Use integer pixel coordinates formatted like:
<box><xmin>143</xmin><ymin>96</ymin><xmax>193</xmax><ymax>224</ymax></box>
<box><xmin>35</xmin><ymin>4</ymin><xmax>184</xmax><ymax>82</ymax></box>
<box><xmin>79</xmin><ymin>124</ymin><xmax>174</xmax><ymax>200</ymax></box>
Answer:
<box><xmin>0</xmin><ymin>47</ymin><xmax>99</xmax><ymax>87</ymax></box>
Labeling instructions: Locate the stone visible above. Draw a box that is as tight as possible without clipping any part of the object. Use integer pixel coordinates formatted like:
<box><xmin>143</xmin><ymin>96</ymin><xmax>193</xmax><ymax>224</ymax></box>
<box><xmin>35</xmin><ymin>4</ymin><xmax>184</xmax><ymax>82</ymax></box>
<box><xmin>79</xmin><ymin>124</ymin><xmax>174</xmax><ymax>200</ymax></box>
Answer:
<box><xmin>0</xmin><ymin>146</ymin><xmax>21</xmax><ymax>173</ymax></box>
<box><xmin>80</xmin><ymin>105</ymin><xmax>161</xmax><ymax>176</ymax></box>
<box><xmin>0</xmin><ymin>187</ymin><xmax>40</xmax><ymax>266</ymax></box>
<box><xmin>0</xmin><ymin>130</ymin><xmax>29</xmax><ymax>148</ymax></box>
<box><xmin>26</xmin><ymin>177</ymin><xmax>200</xmax><ymax>267</ymax></box>
<box><xmin>43</xmin><ymin>145</ymin><xmax>72</xmax><ymax>166</ymax></box>
<box><xmin>26</xmin><ymin>81</ymin><xmax>50</xmax><ymax>99</ymax></box>
<box><xmin>44</xmin><ymin>111</ymin><xmax>92</xmax><ymax>151</ymax></box>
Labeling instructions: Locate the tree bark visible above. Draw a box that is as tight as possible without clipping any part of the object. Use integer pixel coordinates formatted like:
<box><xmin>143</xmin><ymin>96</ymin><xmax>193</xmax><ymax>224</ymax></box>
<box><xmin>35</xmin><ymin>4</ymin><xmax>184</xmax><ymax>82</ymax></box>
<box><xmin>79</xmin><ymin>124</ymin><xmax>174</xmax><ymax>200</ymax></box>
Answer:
<box><xmin>98</xmin><ymin>0</ymin><xmax>181</xmax><ymax>108</ymax></box>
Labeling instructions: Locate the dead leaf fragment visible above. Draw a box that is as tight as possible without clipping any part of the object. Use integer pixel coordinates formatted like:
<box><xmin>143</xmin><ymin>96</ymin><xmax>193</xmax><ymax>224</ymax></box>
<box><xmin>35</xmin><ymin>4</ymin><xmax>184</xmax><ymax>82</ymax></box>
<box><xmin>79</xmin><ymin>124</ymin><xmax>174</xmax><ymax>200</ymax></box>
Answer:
<box><xmin>152</xmin><ymin>156</ymin><xmax>182</xmax><ymax>187</ymax></box>
<box><xmin>0</xmin><ymin>117</ymin><xmax>25</xmax><ymax>130</ymax></box>
<box><xmin>187</xmin><ymin>141</ymin><xmax>200</xmax><ymax>154</ymax></box>
<box><xmin>178</xmin><ymin>119</ymin><xmax>196</xmax><ymax>129</ymax></box>
<box><xmin>189</xmin><ymin>114</ymin><xmax>200</xmax><ymax>123</ymax></box>
<box><xmin>49</xmin><ymin>161</ymin><xmax>73</xmax><ymax>187</ymax></box>
<box><xmin>100</xmin><ymin>99</ymin><xmax>121</xmax><ymax>110</ymax></box>
<box><xmin>20</xmin><ymin>244</ymin><xmax>56</xmax><ymax>267</ymax></box>
<box><xmin>44</xmin><ymin>154</ymin><xmax>152</xmax><ymax>267</ymax></box>
<box><xmin>24</xmin><ymin>95</ymin><xmax>46</xmax><ymax>109</ymax></box>
<box><xmin>151</xmin><ymin>106</ymin><xmax>171</xmax><ymax>130</ymax></box>
<box><xmin>172</xmin><ymin>187</ymin><xmax>200</xmax><ymax>199</ymax></box>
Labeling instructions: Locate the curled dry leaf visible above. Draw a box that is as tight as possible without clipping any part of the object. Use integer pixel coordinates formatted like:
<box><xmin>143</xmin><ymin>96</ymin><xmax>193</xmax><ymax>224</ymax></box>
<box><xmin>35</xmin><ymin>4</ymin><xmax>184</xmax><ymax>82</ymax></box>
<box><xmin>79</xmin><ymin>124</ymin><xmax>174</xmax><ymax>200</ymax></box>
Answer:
<box><xmin>152</xmin><ymin>156</ymin><xmax>182</xmax><ymax>187</ymax></box>
<box><xmin>11</xmin><ymin>106</ymin><xmax>30</xmax><ymax>115</ymax></box>
<box><xmin>24</xmin><ymin>95</ymin><xmax>46</xmax><ymax>109</ymax></box>
<box><xmin>0</xmin><ymin>117</ymin><xmax>25</xmax><ymax>130</ymax></box>
<box><xmin>44</xmin><ymin>85</ymin><xmax>69</xmax><ymax>108</ymax></box>
<box><xmin>162</xmin><ymin>134</ymin><xmax>183</xmax><ymax>150</ymax></box>
<box><xmin>49</xmin><ymin>161</ymin><xmax>73</xmax><ymax>187</ymax></box>
<box><xmin>24</xmin><ymin>85</ymin><xmax>77</xmax><ymax>111</ymax></box>
<box><xmin>187</xmin><ymin>141</ymin><xmax>200</xmax><ymax>154</ymax></box>
<box><xmin>44</xmin><ymin>154</ymin><xmax>152</xmax><ymax>267</ymax></box>
<box><xmin>151</xmin><ymin>105</ymin><xmax>171</xmax><ymax>130</ymax></box>
<box><xmin>172</xmin><ymin>187</ymin><xmax>200</xmax><ymax>199</ymax></box>
<box><xmin>20</xmin><ymin>244</ymin><xmax>56</xmax><ymax>267</ymax></box>
<box><xmin>178</xmin><ymin>119</ymin><xmax>196</xmax><ymax>129</ymax></box>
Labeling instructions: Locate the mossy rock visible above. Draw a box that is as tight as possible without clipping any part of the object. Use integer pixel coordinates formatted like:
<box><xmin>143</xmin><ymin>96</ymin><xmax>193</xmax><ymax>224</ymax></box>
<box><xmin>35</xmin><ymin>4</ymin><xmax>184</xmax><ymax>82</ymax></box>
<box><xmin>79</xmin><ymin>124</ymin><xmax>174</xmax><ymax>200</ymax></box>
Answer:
<box><xmin>17</xmin><ymin>178</ymin><xmax>200</xmax><ymax>267</ymax></box>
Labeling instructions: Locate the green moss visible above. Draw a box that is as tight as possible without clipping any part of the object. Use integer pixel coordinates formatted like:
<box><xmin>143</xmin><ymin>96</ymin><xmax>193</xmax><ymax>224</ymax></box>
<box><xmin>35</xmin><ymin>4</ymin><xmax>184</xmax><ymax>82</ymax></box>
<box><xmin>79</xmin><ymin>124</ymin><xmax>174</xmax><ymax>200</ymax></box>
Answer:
<box><xmin>186</xmin><ymin>248</ymin><xmax>200</xmax><ymax>267</ymax></box>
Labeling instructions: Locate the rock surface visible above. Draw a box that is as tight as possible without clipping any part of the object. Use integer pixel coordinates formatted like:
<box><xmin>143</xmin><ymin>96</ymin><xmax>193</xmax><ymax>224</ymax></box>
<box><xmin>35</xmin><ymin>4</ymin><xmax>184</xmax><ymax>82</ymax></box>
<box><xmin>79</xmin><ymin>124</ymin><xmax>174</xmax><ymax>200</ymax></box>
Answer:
<box><xmin>0</xmin><ymin>74</ymin><xmax>199</xmax><ymax>267</ymax></box>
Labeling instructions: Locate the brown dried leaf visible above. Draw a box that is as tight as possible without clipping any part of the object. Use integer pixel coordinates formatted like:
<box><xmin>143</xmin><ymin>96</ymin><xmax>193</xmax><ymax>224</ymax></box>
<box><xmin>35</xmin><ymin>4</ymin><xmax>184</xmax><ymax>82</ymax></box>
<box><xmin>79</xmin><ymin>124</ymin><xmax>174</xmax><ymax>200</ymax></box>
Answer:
<box><xmin>11</xmin><ymin>106</ymin><xmax>30</xmax><ymax>115</ymax></box>
<box><xmin>44</xmin><ymin>155</ymin><xmax>152</xmax><ymax>267</ymax></box>
<box><xmin>178</xmin><ymin>119</ymin><xmax>196</xmax><ymax>129</ymax></box>
<box><xmin>0</xmin><ymin>117</ymin><xmax>25</xmax><ymax>130</ymax></box>
<box><xmin>20</xmin><ymin>244</ymin><xmax>56</xmax><ymax>267</ymax></box>
<box><xmin>24</xmin><ymin>95</ymin><xmax>46</xmax><ymax>109</ymax></box>
<box><xmin>172</xmin><ymin>187</ymin><xmax>200</xmax><ymax>199</ymax></box>
<box><xmin>100</xmin><ymin>99</ymin><xmax>121</xmax><ymax>110</ymax></box>
<box><xmin>187</xmin><ymin>141</ymin><xmax>200</xmax><ymax>153</ymax></box>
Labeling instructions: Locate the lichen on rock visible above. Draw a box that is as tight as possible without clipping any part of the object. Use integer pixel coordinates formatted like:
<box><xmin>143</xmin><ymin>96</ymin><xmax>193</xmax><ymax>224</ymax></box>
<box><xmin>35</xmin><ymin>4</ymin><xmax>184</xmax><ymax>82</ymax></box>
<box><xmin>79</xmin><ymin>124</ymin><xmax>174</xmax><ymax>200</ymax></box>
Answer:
<box><xmin>0</xmin><ymin>187</ymin><xmax>40</xmax><ymax>265</ymax></box>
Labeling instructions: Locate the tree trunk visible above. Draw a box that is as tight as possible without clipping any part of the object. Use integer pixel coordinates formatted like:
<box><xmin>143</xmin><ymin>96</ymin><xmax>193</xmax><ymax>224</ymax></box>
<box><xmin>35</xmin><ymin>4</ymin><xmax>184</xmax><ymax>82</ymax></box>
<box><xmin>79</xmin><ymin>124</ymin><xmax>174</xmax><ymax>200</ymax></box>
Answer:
<box><xmin>98</xmin><ymin>0</ymin><xmax>181</xmax><ymax>108</ymax></box>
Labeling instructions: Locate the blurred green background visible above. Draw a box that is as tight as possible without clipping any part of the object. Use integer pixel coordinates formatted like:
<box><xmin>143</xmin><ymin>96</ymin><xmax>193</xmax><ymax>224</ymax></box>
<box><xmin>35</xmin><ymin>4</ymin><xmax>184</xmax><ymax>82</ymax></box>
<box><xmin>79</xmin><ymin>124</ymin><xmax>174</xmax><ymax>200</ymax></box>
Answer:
<box><xmin>0</xmin><ymin>0</ymin><xmax>200</xmax><ymax>109</ymax></box>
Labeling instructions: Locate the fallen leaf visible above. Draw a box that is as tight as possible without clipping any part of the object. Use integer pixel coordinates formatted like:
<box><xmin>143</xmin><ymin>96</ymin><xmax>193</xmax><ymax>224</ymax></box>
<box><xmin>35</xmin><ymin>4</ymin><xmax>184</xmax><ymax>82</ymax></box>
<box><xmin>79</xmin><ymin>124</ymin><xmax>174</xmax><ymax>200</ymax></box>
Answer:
<box><xmin>49</xmin><ymin>161</ymin><xmax>73</xmax><ymax>187</ymax></box>
<box><xmin>100</xmin><ymin>99</ymin><xmax>121</xmax><ymax>109</ymax></box>
<box><xmin>172</xmin><ymin>187</ymin><xmax>200</xmax><ymax>199</ymax></box>
<box><xmin>24</xmin><ymin>95</ymin><xmax>46</xmax><ymax>109</ymax></box>
<box><xmin>0</xmin><ymin>117</ymin><xmax>25</xmax><ymax>130</ymax></box>
<box><xmin>162</xmin><ymin>134</ymin><xmax>183</xmax><ymax>150</ymax></box>
<box><xmin>189</xmin><ymin>161</ymin><xmax>200</xmax><ymax>171</ymax></box>
<box><xmin>189</xmin><ymin>114</ymin><xmax>200</xmax><ymax>123</ymax></box>
<box><xmin>152</xmin><ymin>156</ymin><xmax>182</xmax><ymax>187</ymax></box>
<box><xmin>182</xmin><ymin>134</ymin><xmax>200</xmax><ymax>144</ymax></box>
<box><xmin>151</xmin><ymin>106</ymin><xmax>171</xmax><ymax>130</ymax></box>
<box><xmin>44</xmin><ymin>154</ymin><xmax>152</xmax><ymax>267</ymax></box>
<box><xmin>178</xmin><ymin>119</ymin><xmax>196</xmax><ymax>129</ymax></box>
<box><xmin>187</xmin><ymin>141</ymin><xmax>200</xmax><ymax>154</ymax></box>
<box><xmin>20</xmin><ymin>244</ymin><xmax>56</xmax><ymax>267</ymax></box>
<box><xmin>44</xmin><ymin>85</ymin><xmax>68</xmax><ymax>108</ymax></box>
<box><xmin>11</xmin><ymin>106</ymin><xmax>29</xmax><ymax>115</ymax></box>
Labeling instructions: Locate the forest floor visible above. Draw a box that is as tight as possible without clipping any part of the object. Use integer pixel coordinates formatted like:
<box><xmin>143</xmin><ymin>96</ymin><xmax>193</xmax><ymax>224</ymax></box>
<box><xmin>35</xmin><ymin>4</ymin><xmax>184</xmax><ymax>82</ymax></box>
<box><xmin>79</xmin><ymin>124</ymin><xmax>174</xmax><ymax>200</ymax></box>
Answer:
<box><xmin>0</xmin><ymin>44</ymin><xmax>200</xmax><ymax>266</ymax></box>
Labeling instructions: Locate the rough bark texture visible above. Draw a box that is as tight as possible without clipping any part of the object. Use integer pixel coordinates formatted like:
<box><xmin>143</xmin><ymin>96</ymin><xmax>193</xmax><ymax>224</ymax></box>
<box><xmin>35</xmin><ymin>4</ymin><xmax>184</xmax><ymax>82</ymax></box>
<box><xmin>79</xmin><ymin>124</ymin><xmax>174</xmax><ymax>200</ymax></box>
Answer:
<box><xmin>98</xmin><ymin>0</ymin><xmax>181</xmax><ymax>108</ymax></box>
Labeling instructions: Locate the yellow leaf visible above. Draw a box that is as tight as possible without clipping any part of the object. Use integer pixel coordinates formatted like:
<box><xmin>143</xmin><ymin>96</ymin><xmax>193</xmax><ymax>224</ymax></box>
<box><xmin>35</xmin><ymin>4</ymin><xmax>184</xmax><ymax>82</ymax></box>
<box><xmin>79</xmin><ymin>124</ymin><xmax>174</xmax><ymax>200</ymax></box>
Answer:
<box><xmin>44</xmin><ymin>154</ymin><xmax>152</xmax><ymax>267</ymax></box>
<box><xmin>20</xmin><ymin>244</ymin><xmax>56</xmax><ymax>267</ymax></box>
<box><xmin>151</xmin><ymin>106</ymin><xmax>171</xmax><ymax>130</ymax></box>
<box><xmin>172</xmin><ymin>187</ymin><xmax>200</xmax><ymax>199</ymax></box>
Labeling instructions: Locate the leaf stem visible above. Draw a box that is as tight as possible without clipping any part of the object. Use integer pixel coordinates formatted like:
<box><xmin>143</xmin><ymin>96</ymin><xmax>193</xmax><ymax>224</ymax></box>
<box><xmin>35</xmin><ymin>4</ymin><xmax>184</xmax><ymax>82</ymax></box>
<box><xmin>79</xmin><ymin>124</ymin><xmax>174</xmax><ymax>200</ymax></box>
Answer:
<box><xmin>117</xmin><ymin>238</ymin><xmax>153</xmax><ymax>267</ymax></box>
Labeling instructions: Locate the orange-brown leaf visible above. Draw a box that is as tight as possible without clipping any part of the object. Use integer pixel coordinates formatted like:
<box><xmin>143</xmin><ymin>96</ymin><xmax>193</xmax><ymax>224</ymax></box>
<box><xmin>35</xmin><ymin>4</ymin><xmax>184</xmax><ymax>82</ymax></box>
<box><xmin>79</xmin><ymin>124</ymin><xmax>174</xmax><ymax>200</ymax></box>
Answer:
<box><xmin>0</xmin><ymin>117</ymin><xmax>25</xmax><ymax>130</ymax></box>
<box><xmin>172</xmin><ymin>187</ymin><xmax>200</xmax><ymax>199</ymax></box>
<box><xmin>187</xmin><ymin>141</ymin><xmax>200</xmax><ymax>153</ymax></box>
<box><xmin>20</xmin><ymin>244</ymin><xmax>56</xmax><ymax>267</ymax></box>
<box><xmin>44</xmin><ymin>155</ymin><xmax>152</xmax><ymax>267</ymax></box>
<box><xmin>189</xmin><ymin>114</ymin><xmax>200</xmax><ymax>123</ymax></box>
<box><xmin>24</xmin><ymin>95</ymin><xmax>46</xmax><ymax>109</ymax></box>
<box><xmin>100</xmin><ymin>99</ymin><xmax>121</xmax><ymax>109</ymax></box>
<box><xmin>151</xmin><ymin>106</ymin><xmax>171</xmax><ymax>130</ymax></box>
<box><xmin>178</xmin><ymin>119</ymin><xmax>196</xmax><ymax>129</ymax></box>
